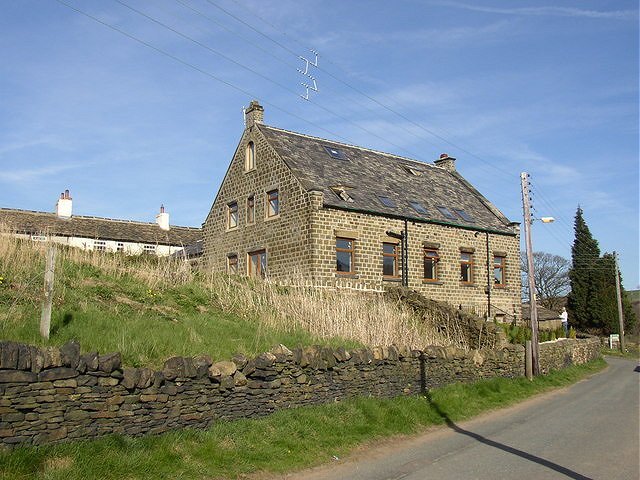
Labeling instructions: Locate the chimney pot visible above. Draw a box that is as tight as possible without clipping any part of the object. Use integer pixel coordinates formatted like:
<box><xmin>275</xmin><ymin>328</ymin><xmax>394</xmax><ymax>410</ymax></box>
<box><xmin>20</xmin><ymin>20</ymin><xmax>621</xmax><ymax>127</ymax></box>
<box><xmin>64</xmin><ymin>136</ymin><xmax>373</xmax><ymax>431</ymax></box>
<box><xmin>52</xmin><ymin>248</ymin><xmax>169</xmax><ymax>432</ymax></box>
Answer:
<box><xmin>56</xmin><ymin>189</ymin><xmax>73</xmax><ymax>218</ymax></box>
<box><xmin>434</xmin><ymin>153</ymin><xmax>457</xmax><ymax>172</ymax></box>
<box><xmin>156</xmin><ymin>204</ymin><xmax>170</xmax><ymax>231</ymax></box>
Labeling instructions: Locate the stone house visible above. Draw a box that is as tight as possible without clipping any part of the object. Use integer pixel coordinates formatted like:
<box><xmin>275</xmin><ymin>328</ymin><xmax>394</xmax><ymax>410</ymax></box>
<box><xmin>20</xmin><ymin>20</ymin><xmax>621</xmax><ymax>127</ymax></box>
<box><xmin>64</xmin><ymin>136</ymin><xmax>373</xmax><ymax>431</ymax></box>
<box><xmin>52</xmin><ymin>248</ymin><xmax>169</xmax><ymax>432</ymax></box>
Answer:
<box><xmin>0</xmin><ymin>190</ymin><xmax>201</xmax><ymax>257</ymax></box>
<box><xmin>202</xmin><ymin>101</ymin><xmax>521</xmax><ymax>319</ymax></box>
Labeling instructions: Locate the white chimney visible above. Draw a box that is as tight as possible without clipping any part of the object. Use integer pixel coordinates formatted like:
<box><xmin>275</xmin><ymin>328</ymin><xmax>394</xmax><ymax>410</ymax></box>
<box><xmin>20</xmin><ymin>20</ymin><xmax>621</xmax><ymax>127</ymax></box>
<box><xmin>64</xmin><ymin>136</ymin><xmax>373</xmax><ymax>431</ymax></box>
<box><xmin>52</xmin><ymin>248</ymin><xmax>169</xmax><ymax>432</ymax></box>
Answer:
<box><xmin>55</xmin><ymin>189</ymin><xmax>73</xmax><ymax>218</ymax></box>
<box><xmin>156</xmin><ymin>204</ymin><xmax>170</xmax><ymax>231</ymax></box>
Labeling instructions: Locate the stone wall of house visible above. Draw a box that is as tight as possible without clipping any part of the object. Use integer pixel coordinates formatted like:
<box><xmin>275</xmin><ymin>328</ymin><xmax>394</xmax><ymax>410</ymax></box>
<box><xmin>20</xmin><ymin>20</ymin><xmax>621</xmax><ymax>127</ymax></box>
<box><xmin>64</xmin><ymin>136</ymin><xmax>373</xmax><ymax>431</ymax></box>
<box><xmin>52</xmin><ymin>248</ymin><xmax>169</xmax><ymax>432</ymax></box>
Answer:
<box><xmin>309</xmin><ymin>202</ymin><xmax>521</xmax><ymax>319</ymax></box>
<box><xmin>0</xmin><ymin>337</ymin><xmax>600</xmax><ymax>448</ymax></box>
<box><xmin>201</xmin><ymin>125</ymin><xmax>314</xmax><ymax>278</ymax></box>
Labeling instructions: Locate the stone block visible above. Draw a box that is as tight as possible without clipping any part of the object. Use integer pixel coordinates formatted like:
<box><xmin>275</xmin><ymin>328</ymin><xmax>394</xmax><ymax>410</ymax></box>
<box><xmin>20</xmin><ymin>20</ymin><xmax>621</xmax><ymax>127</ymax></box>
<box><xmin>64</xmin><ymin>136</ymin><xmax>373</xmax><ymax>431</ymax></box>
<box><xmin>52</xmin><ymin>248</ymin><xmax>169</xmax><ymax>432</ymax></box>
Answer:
<box><xmin>0</xmin><ymin>370</ymin><xmax>37</xmax><ymax>383</ymax></box>
<box><xmin>43</xmin><ymin>347</ymin><xmax>62</xmax><ymax>369</ymax></box>
<box><xmin>333</xmin><ymin>346</ymin><xmax>351</xmax><ymax>362</ymax></box>
<box><xmin>209</xmin><ymin>361</ymin><xmax>237</xmax><ymax>378</ymax></box>
<box><xmin>138</xmin><ymin>368</ymin><xmax>155</xmax><ymax>389</ymax></box>
<box><xmin>29</xmin><ymin>346</ymin><xmax>45</xmax><ymax>373</ymax></box>
<box><xmin>0</xmin><ymin>341</ymin><xmax>19</xmax><ymax>369</ymax></box>
<box><xmin>193</xmin><ymin>355</ymin><xmax>212</xmax><ymax>377</ymax></box>
<box><xmin>80</xmin><ymin>352</ymin><xmax>99</xmax><ymax>372</ymax></box>
<box><xmin>60</xmin><ymin>341</ymin><xmax>80</xmax><ymax>369</ymax></box>
<box><xmin>122</xmin><ymin>368</ymin><xmax>140</xmax><ymax>390</ymax></box>
<box><xmin>98</xmin><ymin>352</ymin><xmax>121</xmax><ymax>373</ymax></box>
<box><xmin>98</xmin><ymin>377</ymin><xmax>119</xmax><ymax>387</ymax></box>
<box><xmin>233</xmin><ymin>371</ymin><xmax>247</xmax><ymax>386</ymax></box>
<box><xmin>16</xmin><ymin>343</ymin><xmax>31</xmax><ymax>371</ymax></box>
<box><xmin>38</xmin><ymin>368</ymin><xmax>78</xmax><ymax>382</ymax></box>
<box><xmin>254</xmin><ymin>352</ymin><xmax>276</xmax><ymax>369</ymax></box>
<box><xmin>163</xmin><ymin>357</ymin><xmax>196</xmax><ymax>381</ymax></box>
<box><xmin>231</xmin><ymin>353</ymin><xmax>248</xmax><ymax>370</ymax></box>
<box><xmin>53</xmin><ymin>379</ymin><xmax>77</xmax><ymax>388</ymax></box>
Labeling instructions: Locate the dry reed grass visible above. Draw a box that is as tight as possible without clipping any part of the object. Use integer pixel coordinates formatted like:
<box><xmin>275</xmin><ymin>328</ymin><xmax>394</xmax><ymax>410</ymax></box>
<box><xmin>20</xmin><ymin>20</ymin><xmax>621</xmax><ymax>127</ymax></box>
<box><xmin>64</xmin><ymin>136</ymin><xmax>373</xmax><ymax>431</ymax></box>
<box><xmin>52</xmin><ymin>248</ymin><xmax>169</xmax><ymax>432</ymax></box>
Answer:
<box><xmin>0</xmin><ymin>228</ymin><xmax>471</xmax><ymax>350</ymax></box>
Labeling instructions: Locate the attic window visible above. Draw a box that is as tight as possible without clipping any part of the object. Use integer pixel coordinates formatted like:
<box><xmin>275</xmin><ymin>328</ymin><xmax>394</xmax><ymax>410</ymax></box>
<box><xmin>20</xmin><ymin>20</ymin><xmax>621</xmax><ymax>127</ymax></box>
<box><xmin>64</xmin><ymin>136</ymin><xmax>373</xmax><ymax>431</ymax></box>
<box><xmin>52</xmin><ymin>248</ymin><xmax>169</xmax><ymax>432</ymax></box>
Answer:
<box><xmin>409</xmin><ymin>201</ymin><xmax>428</xmax><ymax>215</ymax></box>
<box><xmin>323</xmin><ymin>146</ymin><xmax>347</xmax><ymax>160</ymax></box>
<box><xmin>437</xmin><ymin>206</ymin><xmax>456</xmax><ymax>220</ymax></box>
<box><xmin>330</xmin><ymin>186</ymin><xmax>354</xmax><ymax>203</ymax></box>
<box><xmin>378</xmin><ymin>196</ymin><xmax>396</xmax><ymax>208</ymax></box>
<box><xmin>403</xmin><ymin>165</ymin><xmax>423</xmax><ymax>176</ymax></box>
<box><xmin>454</xmin><ymin>209</ymin><xmax>475</xmax><ymax>222</ymax></box>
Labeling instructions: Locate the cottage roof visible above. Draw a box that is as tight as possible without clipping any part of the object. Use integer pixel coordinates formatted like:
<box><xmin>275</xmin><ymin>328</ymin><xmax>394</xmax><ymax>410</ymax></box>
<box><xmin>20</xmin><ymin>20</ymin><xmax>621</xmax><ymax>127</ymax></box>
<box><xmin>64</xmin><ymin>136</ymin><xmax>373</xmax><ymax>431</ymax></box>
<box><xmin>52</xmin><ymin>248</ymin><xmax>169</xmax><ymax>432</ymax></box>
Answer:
<box><xmin>0</xmin><ymin>208</ymin><xmax>201</xmax><ymax>246</ymax></box>
<box><xmin>258</xmin><ymin>125</ymin><xmax>515</xmax><ymax>234</ymax></box>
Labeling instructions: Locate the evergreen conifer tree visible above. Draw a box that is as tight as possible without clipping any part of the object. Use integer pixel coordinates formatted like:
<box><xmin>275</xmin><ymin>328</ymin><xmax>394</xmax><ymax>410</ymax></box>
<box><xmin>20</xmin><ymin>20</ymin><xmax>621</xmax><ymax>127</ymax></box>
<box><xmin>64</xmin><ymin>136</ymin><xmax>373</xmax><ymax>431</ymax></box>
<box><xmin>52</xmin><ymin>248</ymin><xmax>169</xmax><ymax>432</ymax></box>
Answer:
<box><xmin>567</xmin><ymin>207</ymin><xmax>601</xmax><ymax>331</ymax></box>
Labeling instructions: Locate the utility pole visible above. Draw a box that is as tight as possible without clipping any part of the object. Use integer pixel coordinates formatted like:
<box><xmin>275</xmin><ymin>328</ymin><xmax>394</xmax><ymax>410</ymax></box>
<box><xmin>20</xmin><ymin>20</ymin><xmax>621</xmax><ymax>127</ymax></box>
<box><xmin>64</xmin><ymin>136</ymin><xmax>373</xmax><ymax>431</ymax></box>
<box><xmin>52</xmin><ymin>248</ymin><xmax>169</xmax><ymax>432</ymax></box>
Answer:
<box><xmin>521</xmin><ymin>172</ymin><xmax>540</xmax><ymax>376</ymax></box>
<box><xmin>614</xmin><ymin>251</ymin><xmax>625</xmax><ymax>352</ymax></box>
<box><xmin>40</xmin><ymin>243</ymin><xmax>56</xmax><ymax>339</ymax></box>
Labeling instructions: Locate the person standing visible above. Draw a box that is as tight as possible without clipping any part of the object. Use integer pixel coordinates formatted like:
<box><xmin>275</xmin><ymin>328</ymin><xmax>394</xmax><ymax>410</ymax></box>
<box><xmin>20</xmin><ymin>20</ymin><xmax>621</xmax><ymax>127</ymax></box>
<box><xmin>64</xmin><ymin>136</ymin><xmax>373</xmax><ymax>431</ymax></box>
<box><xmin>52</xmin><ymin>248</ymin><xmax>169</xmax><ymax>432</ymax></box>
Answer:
<box><xmin>559</xmin><ymin>307</ymin><xmax>569</xmax><ymax>337</ymax></box>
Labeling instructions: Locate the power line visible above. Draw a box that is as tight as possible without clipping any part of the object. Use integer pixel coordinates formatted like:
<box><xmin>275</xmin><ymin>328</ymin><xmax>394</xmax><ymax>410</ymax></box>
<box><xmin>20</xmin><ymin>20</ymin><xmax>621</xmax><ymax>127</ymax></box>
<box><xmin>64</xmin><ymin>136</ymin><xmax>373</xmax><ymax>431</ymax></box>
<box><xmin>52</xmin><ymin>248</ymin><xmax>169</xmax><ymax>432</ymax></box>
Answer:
<box><xmin>113</xmin><ymin>0</ymin><xmax>424</xmax><ymax>159</ymax></box>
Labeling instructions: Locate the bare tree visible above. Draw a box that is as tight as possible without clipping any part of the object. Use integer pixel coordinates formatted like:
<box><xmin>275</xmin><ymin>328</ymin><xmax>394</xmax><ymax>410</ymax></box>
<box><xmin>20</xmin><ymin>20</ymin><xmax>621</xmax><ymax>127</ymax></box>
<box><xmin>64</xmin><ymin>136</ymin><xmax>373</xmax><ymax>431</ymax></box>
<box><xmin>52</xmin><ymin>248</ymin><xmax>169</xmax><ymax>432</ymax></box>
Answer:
<box><xmin>521</xmin><ymin>251</ymin><xmax>570</xmax><ymax>311</ymax></box>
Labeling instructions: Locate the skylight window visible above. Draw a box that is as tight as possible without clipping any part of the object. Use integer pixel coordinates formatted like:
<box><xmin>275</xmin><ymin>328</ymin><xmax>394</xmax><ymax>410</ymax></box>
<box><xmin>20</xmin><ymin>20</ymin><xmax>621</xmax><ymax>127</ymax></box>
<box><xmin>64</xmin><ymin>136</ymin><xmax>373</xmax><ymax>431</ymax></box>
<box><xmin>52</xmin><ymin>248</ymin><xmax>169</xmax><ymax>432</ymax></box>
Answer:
<box><xmin>323</xmin><ymin>145</ymin><xmax>347</xmax><ymax>160</ymax></box>
<box><xmin>409</xmin><ymin>201</ymin><xmax>429</xmax><ymax>215</ymax></box>
<box><xmin>378</xmin><ymin>196</ymin><xmax>396</xmax><ymax>208</ymax></box>
<box><xmin>454</xmin><ymin>209</ymin><xmax>475</xmax><ymax>222</ymax></box>
<box><xmin>403</xmin><ymin>165</ymin><xmax>423</xmax><ymax>176</ymax></box>
<box><xmin>437</xmin><ymin>206</ymin><xmax>456</xmax><ymax>220</ymax></box>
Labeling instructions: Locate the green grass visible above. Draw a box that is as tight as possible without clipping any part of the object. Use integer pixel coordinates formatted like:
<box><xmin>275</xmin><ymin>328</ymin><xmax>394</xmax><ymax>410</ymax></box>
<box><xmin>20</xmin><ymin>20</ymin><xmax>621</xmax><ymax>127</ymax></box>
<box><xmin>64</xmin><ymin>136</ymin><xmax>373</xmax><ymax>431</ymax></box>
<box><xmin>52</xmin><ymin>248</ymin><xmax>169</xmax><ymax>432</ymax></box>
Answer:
<box><xmin>0</xmin><ymin>248</ymin><xmax>357</xmax><ymax>368</ymax></box>
<box><xmin>0</xmin><ymin>358</ymin><xmax>606</xmax><ymax>480</ymax></box>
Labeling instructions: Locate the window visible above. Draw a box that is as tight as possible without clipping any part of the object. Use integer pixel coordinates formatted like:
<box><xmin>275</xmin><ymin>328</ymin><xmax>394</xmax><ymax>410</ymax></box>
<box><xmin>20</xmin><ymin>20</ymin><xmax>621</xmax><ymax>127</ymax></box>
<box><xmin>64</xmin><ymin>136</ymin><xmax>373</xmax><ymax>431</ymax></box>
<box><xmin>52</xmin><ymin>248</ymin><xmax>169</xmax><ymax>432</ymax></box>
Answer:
<box><xmin>424</xmin><ymin>249</ymin><xmax>439</xmax><ymax>282</ymax></box>
<box><xmin>409</xmin><ymin>201</ymin><xmax>429</xmax><ymax>215</ymax></box>
<box><xmin>31</xmin><ymin>235</ymin><xmax>47</xmax><ymax>242</ymax></box>
<box><xmin>336</xmin><ymin>237</ymin><xmax>355</xmax><ymax>274</ymax></box>
<box><xmin>248</xmin><ymin>250</ymin><xmax>267</xmax><ymax>278</ymax></box>
<box><xmin>117</xmin><ymin>242</ymin><xmax>125</xmax><ymax>252</ymax></box>
<box><xmin>460</xmin><ymin>252</ymin><xmax>473</xmax><ymax>283</ymax></box>
<box><xmin>323</xmin><ymin>145</ymin><xmax>347</xmax><ymax>160</ymax></box>
<box><xmin>227</xmin><ymin>201</ymin><xmax>238</xmax><ymax>229</ymax></box>
<box><xmin>454</xmin><ymin>209</ymin><xmax>475</xmax><ymax>222</ymax></box>
<box><xmin>437</xmin><ymin>206</ymin><xmax>456</xmax><ymax>220</ymax></box>
<box><xmin>94</xmin><ymin>240</ymin><xmax>106</xmax><ymax>252</ymax></box>
<box><xmin>143</xmin><ymin>244</ymin><xmax>156</xmax><ymax>255</ymax></box>
<box><xmin>378</xmin><ymin>196</ymin><xmax>396</xmax><ymax>208</ymax></box>
<box><xmin>494</xmin><ymin>255</ymin><xmax>506</xmax><ymax>286</ymax></box>
<box><xmin>227</xmin><ymin>255</ymin><xmax>238</xmax><ymax>274</ymax></box>
<box><xmin>245</xmin><ymin>141</ymin><xmax>255</xmax><ymax>171</ymax></box>
<box><xmin>382</xmin><ymin>243</ymin><xmax>399</xmax><ymax>278</ymax></box>
<box><xmin>246</xmin><ymin>195</ymin><xmax>255</xmax><ymax>224</ymax></box>
<box><xmin>266</xmin><ymin>189</ymin><xmax>279</xmax><ymax>217</ymax></box>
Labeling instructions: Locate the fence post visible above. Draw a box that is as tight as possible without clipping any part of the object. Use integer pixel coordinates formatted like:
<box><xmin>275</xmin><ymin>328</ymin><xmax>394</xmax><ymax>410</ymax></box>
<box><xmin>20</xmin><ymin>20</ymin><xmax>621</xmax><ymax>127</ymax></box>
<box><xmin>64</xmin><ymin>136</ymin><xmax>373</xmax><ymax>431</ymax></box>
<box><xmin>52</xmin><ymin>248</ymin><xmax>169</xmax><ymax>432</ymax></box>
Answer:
<box><xmin>40</xmin><ymin>243</ymin><xmax>56</xmax><ymax>339</ymax></box>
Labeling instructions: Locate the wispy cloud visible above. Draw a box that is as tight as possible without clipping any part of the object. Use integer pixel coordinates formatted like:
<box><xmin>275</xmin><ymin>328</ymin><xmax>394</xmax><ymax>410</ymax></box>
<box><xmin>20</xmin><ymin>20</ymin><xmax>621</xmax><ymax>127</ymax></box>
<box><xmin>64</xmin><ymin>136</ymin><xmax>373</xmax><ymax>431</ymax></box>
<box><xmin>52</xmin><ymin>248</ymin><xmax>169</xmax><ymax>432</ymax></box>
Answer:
<box><xmin>435</xmin><ymin>2</ymin><xmax>637</xmax><ymax>20</ymax></box>
<box><xmin>0</xmin><ymin>162</ymin><xmax>85</xmax><ymax>183</ymax></box>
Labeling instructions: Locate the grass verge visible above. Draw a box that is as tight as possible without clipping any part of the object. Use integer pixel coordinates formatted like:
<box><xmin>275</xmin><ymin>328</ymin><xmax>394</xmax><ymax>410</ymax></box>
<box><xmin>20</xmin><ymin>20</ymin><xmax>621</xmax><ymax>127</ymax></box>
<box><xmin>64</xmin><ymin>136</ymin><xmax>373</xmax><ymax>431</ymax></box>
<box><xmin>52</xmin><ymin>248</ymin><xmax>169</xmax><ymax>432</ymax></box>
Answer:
<box><xmin>0</xmin><ymin>358</ymin><xmax>606</xmax><ymax>480</ymax></box>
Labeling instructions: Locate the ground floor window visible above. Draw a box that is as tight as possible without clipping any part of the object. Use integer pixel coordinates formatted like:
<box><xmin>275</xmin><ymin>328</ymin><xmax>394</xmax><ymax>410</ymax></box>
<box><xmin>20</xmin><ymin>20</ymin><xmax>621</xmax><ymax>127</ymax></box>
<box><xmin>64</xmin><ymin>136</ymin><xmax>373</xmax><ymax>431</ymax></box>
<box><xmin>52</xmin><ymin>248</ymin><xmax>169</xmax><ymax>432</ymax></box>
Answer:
<box><xmin>336</xmin><ymin>237</ymin><xmax>355</xmax><ymax>274</ymax></box>
<box><xmin>424</xmin><ymin>248</ymin><xmax>439</xmax><ymax>281</ymax></box>
<box><xmin>228</xmin><ymin>254</ymin><xmax>238</xmax><ymax>274</ymax></box>
<box><xmin>248</xmin><ymin>250</ymin><xmax>267</xmax><ymax>277</ymax></box>
<box><xmin>382</xmin><ymin>242</ymin><xmax>399</xmax><ymax>277</ymax></box>
<box><xmin>460</xmin><ymin>252</ymin><xmax>473</xmax><ymax>283</ymax></box>
<box><xmin>94</xmin><ymin>240</ymin><xmax>106</xmax><ymax>252</ymax></box>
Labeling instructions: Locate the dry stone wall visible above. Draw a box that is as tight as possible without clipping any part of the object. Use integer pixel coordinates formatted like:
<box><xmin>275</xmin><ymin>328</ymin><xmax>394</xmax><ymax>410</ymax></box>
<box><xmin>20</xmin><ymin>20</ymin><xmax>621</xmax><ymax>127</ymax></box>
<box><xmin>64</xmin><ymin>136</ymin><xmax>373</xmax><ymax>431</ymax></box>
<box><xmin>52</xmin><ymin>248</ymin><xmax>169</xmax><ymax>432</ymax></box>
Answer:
<box><xmin>0</xmin><ymin>337</ymin><xmax>600</xmax><ymax>448</ymax></box>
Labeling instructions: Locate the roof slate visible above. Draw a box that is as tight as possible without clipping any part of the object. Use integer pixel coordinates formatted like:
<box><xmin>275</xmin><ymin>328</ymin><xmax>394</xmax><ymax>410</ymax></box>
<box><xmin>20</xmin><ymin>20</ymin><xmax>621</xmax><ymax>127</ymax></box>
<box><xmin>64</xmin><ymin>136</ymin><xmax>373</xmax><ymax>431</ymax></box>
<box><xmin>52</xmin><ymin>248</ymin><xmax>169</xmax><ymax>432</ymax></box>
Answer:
<box><xmin>258</xmin><ymin>125</ymin><xmax>515</xmax><ymax>234</ymax></box>
<box><xmin>0</xmin><ymin>208</ymin><xmax>201</xmax><ymax>246</ymax></box>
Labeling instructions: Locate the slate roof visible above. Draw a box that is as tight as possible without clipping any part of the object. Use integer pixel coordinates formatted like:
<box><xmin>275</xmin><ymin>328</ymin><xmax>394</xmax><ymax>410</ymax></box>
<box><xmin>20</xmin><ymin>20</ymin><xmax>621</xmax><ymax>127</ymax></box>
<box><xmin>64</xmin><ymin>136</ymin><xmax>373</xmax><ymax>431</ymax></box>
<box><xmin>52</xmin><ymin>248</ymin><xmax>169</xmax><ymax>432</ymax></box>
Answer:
<box><xmin>258</xmin><ymin>124</ymin><xmax>516</xmax><ymax>234</ymax></box>
<box><xmin>0</xmin><ymin>208</ymin><xmax>201</xmax><ymax>247</ymax></box>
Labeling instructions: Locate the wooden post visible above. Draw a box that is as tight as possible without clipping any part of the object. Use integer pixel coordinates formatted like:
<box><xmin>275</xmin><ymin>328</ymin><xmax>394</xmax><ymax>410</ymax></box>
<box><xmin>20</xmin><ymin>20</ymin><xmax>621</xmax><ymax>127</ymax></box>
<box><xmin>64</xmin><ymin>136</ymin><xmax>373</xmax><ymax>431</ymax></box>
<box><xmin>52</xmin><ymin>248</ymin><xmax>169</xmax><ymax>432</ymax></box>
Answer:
<box><xmin>525</xmin><ymin>340</ymin><xmax>533</xmax><ymax>380</ymax></box>
<box><xmin>614</xmin><ymin>252</ymin><xmax>625</xmax><ymax>352</ymax></box>
<box><xmin>521</xmin><ymin>173</ymin><xmax>540</xmax><ymax>375</ymax></box>
<box><xmin>40</xmin><ymin>243</ymin><xmax>56</xmax><ymax>339</ymax></box>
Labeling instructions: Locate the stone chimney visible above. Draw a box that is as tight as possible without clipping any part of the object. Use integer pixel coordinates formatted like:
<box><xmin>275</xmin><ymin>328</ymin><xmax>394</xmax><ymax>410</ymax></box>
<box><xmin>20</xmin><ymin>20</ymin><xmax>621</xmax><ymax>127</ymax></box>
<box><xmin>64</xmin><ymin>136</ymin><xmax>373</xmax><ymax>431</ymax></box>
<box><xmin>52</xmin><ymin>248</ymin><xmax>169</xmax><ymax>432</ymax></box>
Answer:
<box><xmin>244</xmin><ymin>100</ymin><xmax>264</xmax><ymax>128</ymax></box>
<box><xmin>156</xmin><ymin>204</ymin><xmax>170</xmax><ymax>231</ymax></box>
<box><xmin>434</xmin><ymin>153</ymin><xmax>456</xmax><ymax>172</ymax></box>
<box><xmin>55</xmin><ymin>189</ymin><xmax>72</xmax><ymax>218</ymax></box>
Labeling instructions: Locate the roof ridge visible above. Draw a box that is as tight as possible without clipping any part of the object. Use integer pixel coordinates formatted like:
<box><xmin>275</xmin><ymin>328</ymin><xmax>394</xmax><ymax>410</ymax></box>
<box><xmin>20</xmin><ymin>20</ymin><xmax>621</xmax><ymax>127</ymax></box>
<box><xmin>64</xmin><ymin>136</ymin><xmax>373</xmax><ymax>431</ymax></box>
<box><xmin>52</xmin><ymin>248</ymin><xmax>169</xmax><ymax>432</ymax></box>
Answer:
<box><xmin>258</xmin><ymin>124</ymin><xmax>437</xmax><ymax>169</ymax></box>
<box><xmin>0</xmin><ymin>208</ymin><xmax>200</xmax><ymax>230</ymax></box>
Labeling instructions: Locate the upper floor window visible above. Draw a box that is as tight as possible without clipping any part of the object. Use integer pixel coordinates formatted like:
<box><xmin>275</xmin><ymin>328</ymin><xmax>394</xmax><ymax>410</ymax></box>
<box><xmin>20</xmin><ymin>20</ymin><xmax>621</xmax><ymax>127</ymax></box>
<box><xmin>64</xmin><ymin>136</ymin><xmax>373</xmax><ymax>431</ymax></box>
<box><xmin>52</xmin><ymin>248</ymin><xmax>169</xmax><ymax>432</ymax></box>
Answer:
<box><xmin>382</xmin><ymin>243</ymin><xmax>399</xmax><ymax>278</ymax></box>
<box><xmin>460</xmin><ymin>252</ymin><xmax>473</xmax><ymax>283</ymax></box>
<box><xmin>336</xmin><ymin>237</ymin><xmax>355</xmax><ymax>274</ymax></box>
<box><xmin>245</xmin><ymin>141</ymin><xmax>256</xmax><ymax>171</ymax></box>
<box><xmin>424</xmin><ymin>248</ymin><xmax>439</xmax><ymax>282</ymax></box>
<box><xmin>494</xmin><ymin>255</ymin><xmax>506</xmax><ymax>286</ymax></box>
<box><xmin>246</xmin><ymin>195</ymin><xmax>255</xmax><ymax>224</ymax></box>
<box><xmin>227</xmin><ymin>201</ymin><xmax>238</xmax><ymax>229</ymax></box>
<box><xmin>267</xmin><ymin>189</ymin><xmax>279</xmax><ymax>217</ymax></box>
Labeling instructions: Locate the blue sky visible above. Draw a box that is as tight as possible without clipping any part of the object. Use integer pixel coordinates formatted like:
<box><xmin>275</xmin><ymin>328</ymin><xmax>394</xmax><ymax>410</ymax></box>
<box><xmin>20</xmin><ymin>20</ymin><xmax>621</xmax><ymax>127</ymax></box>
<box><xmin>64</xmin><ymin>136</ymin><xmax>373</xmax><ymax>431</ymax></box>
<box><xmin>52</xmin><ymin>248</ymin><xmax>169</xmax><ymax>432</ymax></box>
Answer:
<box><xmin>1</xmin><ymin>1</ymin><xmax>638</xmax><ymax>287</ymax></box>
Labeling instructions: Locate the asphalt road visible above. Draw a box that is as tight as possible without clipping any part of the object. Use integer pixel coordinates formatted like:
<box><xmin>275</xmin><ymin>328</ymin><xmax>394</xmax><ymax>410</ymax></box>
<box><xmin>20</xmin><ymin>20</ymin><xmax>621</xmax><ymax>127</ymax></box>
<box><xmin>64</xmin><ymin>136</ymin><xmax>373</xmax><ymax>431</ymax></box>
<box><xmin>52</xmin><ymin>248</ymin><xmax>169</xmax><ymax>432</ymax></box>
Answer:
<box><xmin>285</xmin><ymin>356</ymin><xmax>639</xmax><ymax>480</ymax></box>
